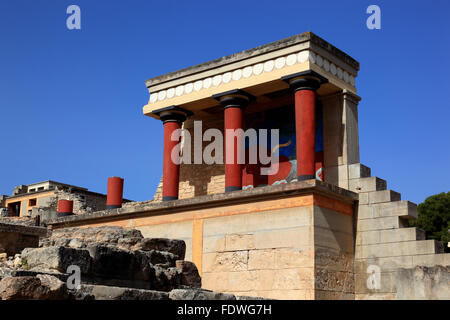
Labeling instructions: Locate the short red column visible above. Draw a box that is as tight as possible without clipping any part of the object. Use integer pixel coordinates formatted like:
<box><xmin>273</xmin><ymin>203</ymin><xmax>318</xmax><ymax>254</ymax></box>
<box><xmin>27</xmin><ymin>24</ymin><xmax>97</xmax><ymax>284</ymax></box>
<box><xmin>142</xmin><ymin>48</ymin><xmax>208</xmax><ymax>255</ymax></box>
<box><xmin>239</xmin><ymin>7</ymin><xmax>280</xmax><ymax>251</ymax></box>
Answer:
<box><xmin>295</xmin><ymin>89</ymin><xmax>316</xmax><ymax>180</ymax></box>
<box><xmin>107</xmin><ymin>177</ymin><xmax>124</xmax><ymax>209</ymax></box>
<box><xmin>213</xmin><ymin>90</ymin><xmax>252</xmax><ymax>192</ymax></box>
<box><xmin>58</xmin><ymin>200</ymin><xmax>73</xmax><ymax>216</ymax></box>
<box><xmin>162</xmin><ymin>121</ymin><xmax>181</xmax><ymax>201</ymax></box>
<box><xmin>282</xmin><ymin>71</ymin><xmax>327</xmax><ymax>181</ymax></box>
<box><xmin>152</xmin><ymin>106</ymin><xmax>191</xmax><ymax>201</ymax></box>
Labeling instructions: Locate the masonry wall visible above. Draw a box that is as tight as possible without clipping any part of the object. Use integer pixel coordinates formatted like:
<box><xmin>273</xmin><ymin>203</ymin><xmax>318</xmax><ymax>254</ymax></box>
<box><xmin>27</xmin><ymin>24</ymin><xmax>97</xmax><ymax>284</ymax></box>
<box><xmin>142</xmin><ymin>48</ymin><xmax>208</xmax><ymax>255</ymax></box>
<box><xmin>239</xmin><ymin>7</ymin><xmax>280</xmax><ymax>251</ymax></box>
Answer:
<box><xmin>334</xmin><ymin>162</ymin><xmax>450</xmax><ymax>300</ymax></box>
<box><xmin>50</xmin><ymin>187</ymin><xmax>356</xmax><ymax>300</ymax></box>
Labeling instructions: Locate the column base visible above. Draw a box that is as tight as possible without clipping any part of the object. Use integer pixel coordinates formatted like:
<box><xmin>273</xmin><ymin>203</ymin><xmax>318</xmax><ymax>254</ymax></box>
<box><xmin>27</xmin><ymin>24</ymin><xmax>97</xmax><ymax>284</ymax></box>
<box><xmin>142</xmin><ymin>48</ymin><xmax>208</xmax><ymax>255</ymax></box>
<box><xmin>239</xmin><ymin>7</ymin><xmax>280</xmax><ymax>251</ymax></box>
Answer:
<box><xmin>225</xmin><ymin>186</ymin><xmax>241</xmax><ymax>192</ymax></box>
<box><xmin>163</xmin><ymin>196</ymin><xmax>178</xmax><ymax>202</ymax></box>
<box><xmin>297</xmin><ymin>175</ymin><xmax>315</xmax><ymax>181</ymax></box>
<box><xmin>106</xmin><ymin>204</ymin><xmax>122</xmax><ymax>210</ymax></box>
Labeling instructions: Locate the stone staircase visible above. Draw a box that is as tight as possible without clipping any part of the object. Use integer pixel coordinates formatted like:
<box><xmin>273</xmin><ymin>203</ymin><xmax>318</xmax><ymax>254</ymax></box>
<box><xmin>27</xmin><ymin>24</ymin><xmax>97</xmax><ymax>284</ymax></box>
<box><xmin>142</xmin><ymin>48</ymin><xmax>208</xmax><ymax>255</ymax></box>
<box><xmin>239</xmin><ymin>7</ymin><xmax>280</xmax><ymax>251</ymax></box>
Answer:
<box><xmin>345</xmin><ymin>163</ymin><xmax>448</xmax><ymax>299</ymax></box>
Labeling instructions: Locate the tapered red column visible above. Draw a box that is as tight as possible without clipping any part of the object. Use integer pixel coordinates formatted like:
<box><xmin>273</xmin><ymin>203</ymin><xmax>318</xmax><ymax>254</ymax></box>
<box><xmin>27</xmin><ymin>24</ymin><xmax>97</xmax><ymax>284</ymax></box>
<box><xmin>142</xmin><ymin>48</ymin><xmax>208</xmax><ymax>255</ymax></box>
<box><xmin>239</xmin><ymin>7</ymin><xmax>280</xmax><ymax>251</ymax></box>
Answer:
<box><xmin>282</xmin><ymin>71</ymin><xmax>328</xmax><ymax>181</ymax></box>
<box><xmin>162</xmin><ymin>120</ymin><xmax>181</xmax><ymax>201</ymax></box>
<box><xmin>295</xmin><ymin>89</ymin><xmax>316</xmax><ymax>180</ymax></box>
<box><xmin>153</xmin><ymin>106</ymin><xmax>192</xmax><ymax>201</ymax></box>
<box><xmin>213</xmin><ymin>90</ymin><xmax>252</xmax><ymax>192</ymax></box>
<box><xmin>106</xmin><ymin>177</ymin><xmax>124</xmax><ymax>209</ymax></box>
<box><xmin>224</xmin><ymin>106</ymin><xmax>243</xmax><ymax>191</ymax></box>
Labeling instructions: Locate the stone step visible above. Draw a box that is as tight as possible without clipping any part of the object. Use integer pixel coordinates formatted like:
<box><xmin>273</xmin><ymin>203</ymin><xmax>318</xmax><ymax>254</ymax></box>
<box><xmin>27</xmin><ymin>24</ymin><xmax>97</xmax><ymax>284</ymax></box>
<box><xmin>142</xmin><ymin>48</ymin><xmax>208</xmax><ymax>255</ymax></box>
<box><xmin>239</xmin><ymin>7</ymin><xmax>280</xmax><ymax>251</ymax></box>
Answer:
<box><xmin>355</xmin><ymin>240</ymin><xmax>442</xmax><ymax>259</ymax></box>
<box><xmin>349</xmin><ymin>176</ymin><xmax>387</xmax><ymax>193</ymax></box>
<box><xmin>348</xmin><ymin>163</ymin><xmax>371</xmax><ymax>179</ymax></box>
<box><xmin>357</xmin><ymin>216</ymin><xmax>407</xmax><ymax>232</ymax></box>
<box><xmin>368</xmin><ymin>190</ymin><xmax>401</xmax><ymax>204</ymax></box>
<box><xmin>358</xmin><ymin>201</ymin><xmax>417</xmax><ymax>220</ymax></box>
<box><xmin>356</xmin><ymin>227</ymin><xmax>424</xmax><ymax>246</ymax></box>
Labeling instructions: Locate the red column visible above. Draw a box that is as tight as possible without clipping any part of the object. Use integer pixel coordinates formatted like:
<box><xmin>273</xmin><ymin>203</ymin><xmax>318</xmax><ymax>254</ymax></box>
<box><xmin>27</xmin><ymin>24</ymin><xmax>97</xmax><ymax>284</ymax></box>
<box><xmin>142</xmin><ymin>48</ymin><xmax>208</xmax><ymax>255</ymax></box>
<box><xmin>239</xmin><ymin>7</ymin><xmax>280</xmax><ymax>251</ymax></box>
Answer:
<box><xmin>162</xmin><ymin>121</ymin><xmax>181</xmax><ymax>201</ymax></box>
<box><xmin>153</xmin><ymin>106</ymin><xmax>191</xmax><ymax>202</ymax></box>
<box><xmin>295</xmin><ymin>89</ymin><xmax>316</xmax><ymax>180</ymax></box>
<box><xmin>58</xmin><ymin>200</ymin><xmax>73</xmax><ymax>216</ymax></box>
<box><xmin>107</xmin><ymin>177</ymin><xmax>124</xmax><ymax>209</ymax></box>
<box><xmin>213</xmin><ymin>89</ymin><xmax>252</xmax><ymax>192</ymax></box>
<box><xmin>224</xmin><ymin>106</ymin><xmax>243</xmax><ymax>192</ymax></box>
<box><xmin>282</xmin><ymin>71</ymin><xmax>327</xmax><ymax>182</ymax></box>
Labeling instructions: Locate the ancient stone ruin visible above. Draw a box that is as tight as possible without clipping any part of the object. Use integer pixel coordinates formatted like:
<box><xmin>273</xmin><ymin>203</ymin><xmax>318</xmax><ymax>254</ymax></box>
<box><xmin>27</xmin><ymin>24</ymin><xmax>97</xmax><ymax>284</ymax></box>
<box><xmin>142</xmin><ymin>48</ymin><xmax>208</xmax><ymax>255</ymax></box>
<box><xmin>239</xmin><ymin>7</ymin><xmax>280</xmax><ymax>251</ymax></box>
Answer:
<box><xmin>0</xmin><ymin>222</ymin><xmax>259</xmax><ymax>300</ymax></box>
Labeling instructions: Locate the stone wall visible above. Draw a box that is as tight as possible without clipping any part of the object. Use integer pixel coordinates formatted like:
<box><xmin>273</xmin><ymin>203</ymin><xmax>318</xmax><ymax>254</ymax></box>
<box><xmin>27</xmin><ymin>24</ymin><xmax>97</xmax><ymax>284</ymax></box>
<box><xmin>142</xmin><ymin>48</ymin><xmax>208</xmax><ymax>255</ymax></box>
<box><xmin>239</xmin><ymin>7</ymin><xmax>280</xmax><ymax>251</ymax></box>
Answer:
<box><xmin>39</xmin><ymin>188</ymin><xmax>108</xmax><ymax>215</ymax></box>
<box><xmin>342</xmin><ymin>162</ymin><xmax>450</xmax><ymax>300</ymax></box>
<box><xmin>47</xmin><ymin>181</ymin><xmax>357</xmax><ymax>300</ymax></box>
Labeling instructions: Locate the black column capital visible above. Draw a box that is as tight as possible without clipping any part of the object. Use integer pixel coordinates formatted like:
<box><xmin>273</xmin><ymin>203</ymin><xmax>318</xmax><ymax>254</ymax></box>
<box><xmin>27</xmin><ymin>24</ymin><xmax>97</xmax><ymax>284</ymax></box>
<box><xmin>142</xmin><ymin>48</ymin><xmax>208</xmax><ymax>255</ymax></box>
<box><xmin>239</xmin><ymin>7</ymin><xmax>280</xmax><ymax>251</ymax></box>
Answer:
<box><xmin>152</xmin><ymin>105</ymin><xmax>193</xmax><ymax>124</ymax></box>
<box><xmin>281</xmin><ymin>70</ymin><xmax>328</xmax><ymax>92</ymax></box>
<box><xmin>212</xmin><ymin>89</ymin><xmax>254</xmax><ymax>109</ymax></box>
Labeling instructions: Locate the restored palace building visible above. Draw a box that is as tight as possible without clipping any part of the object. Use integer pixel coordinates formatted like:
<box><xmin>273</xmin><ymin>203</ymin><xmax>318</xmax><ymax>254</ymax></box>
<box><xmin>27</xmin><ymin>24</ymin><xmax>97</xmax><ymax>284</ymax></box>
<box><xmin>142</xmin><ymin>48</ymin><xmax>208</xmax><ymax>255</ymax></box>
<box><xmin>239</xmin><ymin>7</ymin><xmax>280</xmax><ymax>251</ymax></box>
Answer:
<box><xmin>43</xmin><ymin>32</ymin><xmax>449</xmax><ymax>300</ymax></box>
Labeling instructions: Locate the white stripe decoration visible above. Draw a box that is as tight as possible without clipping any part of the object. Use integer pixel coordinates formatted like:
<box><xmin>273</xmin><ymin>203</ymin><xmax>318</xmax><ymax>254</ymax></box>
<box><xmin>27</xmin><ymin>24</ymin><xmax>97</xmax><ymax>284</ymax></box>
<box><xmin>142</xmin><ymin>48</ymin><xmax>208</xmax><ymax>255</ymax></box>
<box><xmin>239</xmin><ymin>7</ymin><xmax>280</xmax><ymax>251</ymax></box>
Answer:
<box><xmin>149</xmin><ymin>49</ymin><xmax>357</xmax><ymax>104</ymax></box>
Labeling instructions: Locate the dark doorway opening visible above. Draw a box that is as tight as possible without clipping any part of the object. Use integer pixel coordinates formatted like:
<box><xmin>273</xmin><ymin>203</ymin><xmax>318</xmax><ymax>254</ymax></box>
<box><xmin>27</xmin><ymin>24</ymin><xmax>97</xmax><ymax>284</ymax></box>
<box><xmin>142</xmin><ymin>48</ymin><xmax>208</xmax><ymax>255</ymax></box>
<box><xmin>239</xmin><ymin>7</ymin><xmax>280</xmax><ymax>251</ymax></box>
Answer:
<box><xmin>8</xmin><ymin>201</ymin><xmax>21</xmax><ymax>217</ymax></box>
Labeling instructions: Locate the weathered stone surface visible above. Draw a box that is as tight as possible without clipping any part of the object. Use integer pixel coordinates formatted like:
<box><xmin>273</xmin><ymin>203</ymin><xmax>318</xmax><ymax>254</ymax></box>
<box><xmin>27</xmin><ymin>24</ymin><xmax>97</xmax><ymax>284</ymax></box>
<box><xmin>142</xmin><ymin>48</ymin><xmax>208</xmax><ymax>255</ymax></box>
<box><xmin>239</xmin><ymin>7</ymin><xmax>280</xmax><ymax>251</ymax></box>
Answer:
<box><xmin>176</xmin><ymin>260</ymin><xmax>201</xmax><ymax>288</ymax></box>
<box><xmin>21</xmin><ymin>246</ymin><xmax>92</xmax><ymax>274</ymax></box>
<box><xmin>78</xmin><ymin>284</ymin><xmax>169</xmax><ymax>300</ymax></box>
<box><xmin>146</xmin><ymin>249</ymin><xmax>177</xmax><ymax>267</ymax></box>
<box><xmin>135</xmin><ymin>238</ymin><xmax>186</xmax><ymax>260</ymax></box>
<box><xmin>169</xmin><ymin>288</ymin><xmax>236</xmax><ymax>300</ymax></box>
<box><xmin>0</xmin><ymin>275</ymin><xmax>69</xmax><ymax>300</ymax></box>
<box><xmin>40</xmin><ymin>226</ymin><xmax>143</xmax><ymax>249</ymax></box>
<box><xmin>86</xmin><ymin>244</ymin><xmax>153</xmax><ymax>283</ymax></box>
<box><xmin>395</xmin><ymin>266</ymin><xmax>450</xmax><ymax>300</ymax></box>
<box><xmin>151</xmin><ymin>266</ymin><xmax>181</xmax><ymax>291</ymax></box>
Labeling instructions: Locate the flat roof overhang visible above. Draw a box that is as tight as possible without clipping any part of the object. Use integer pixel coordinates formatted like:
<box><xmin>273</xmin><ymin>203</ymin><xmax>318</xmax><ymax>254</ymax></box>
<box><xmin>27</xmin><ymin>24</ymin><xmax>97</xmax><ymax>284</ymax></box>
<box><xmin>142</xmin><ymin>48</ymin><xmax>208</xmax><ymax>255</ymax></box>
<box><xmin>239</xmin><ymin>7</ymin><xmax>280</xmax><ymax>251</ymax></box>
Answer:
<box><xmin>143</xmin><ymin>32</ymin><xmax>359</xmax><ymax>119</ymax></box>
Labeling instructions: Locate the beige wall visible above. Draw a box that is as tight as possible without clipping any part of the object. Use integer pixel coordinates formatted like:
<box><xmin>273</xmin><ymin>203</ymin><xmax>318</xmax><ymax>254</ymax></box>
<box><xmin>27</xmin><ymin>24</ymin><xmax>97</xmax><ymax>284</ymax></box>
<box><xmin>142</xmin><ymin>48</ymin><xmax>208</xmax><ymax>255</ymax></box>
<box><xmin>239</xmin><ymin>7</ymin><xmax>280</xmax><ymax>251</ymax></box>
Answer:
<box><xmin>54</xmin><ymin>191</ymin><xmax>354</xmax><ymax>300</ymax></box>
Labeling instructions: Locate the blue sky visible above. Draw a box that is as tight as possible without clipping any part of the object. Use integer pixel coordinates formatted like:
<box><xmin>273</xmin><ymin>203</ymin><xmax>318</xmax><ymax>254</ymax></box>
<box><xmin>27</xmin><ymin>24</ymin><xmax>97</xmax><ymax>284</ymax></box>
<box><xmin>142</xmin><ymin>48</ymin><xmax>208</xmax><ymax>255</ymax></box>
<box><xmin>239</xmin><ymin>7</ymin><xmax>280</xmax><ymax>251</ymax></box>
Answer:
<box><xmin>0</xmin><ymin>0</ymin><xmax>448</xmax><ymax>204</ymax></box>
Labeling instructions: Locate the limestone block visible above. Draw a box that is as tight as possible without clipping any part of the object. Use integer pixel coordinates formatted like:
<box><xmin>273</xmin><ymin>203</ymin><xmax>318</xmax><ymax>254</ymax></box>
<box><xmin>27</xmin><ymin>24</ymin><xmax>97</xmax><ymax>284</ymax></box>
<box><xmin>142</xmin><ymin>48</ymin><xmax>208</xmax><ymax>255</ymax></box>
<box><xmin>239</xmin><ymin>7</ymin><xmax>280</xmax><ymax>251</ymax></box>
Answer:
<box><xmin>202</xmin><ymin>206</ymin><xmax>313</xmax><ymax>237</ymax></box>
<box><xmin>358</xmin><ymin>201</ymin><xmax>417</xmax><ymax>220</ymax></box>
<box><xmin>21</xmin><ymin>246</ymin><xmax>92</xmax><ymax>274</ymax></box>
<box><xmin>314</xmin><ymin>207</ymin><xmax>353</xmax><ymax>233</ymax></box>
<box><xmin>356</xmin><ymin>240</ymin><xmax>440</xmax><ymax>259</ymax></box>
<box><xmin>202</xmin><ymin>251</ymin><xmax>248</xmax><ymax>273</ymax></box>
<box><xmin>226</xmin><ymin>270</ymin><xmax>258</xmax><ymax>292</ymax></box>
<box><xmin>253</xmin><ymin>289</ymin><xmax>314</xmax><ymax>300</ymax></box>
<box><xmin>412</xmin><ymin>253</ymin><xmax>450</xmax><ymax>267</ymax></box>
<box><xmin>349</xmin><ymin>176</ymin><xmax>386</xmax><ymax>193</ymax></box>
<box><xmin>225</xmin><ymin>234</ymin><xmax>254</xmax><ymax>251</ymax></box>
<box><xmin>358</xmin><ymin>192</ymin><xmax>369</xmax><ymax>205</ymax></box>
<box><xmin>272</xmin><ymin>268</ymin><xmax>314</xmax><ymax>290</ymax></box>
<box><xmin>314</xmin><ymin>228</ymin><xmax>354</xmax><ymax>254</ymax></box>
<box><xmin>395</xmin><ymin>266</ymin><xmax>450</xmax><ymax>300</ymax></box>
<box><xmin>201</xmin><ymin>272</ymin><xmax>229</xmax><ymax>292</ymax></box>
<box><xmin>368</xmin><ymin>190</ymin><xmax>401</xmax><ymax>204</ymax></box>
<box><xmin>348</xmin><ymin>163</ymin><xmax>371</xmax><ymax>180</ymax></box>
<box><xmin>202</xmin><ymin>235</ymin><xmax>226</xmax><ymax>253</ymax></box>
<box><xmin>357</xmin><ymin>216</ymin><xmax>403</xmax><ymax>232</ymax></box>
<box><xmin>252</xmin><ymin>226</ymin><xmax>313</xmax><ymax>249</ymax></box>
<box><xmin>248</xmin><ymin>249</ymin><xmax>276</xmax><ymax>270</ymax></box>
<box><xmin>274</xmin><ymin>248</ymin><xmax>314</xmax><ymax>269</ymax></box>
<box><xmin>252</xmin><ymin>269</ymin><xmax>276</xmax><ymax>291</ymax></box>
<box><xmin>354</xmin><ymin>255</ymin><xmax>415</xmax><ymax>273</ymax></box>
<box><xmin>356</xmin><ymin>228</ymin><xmax>423</xmax><ymax>246</ymax></box>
